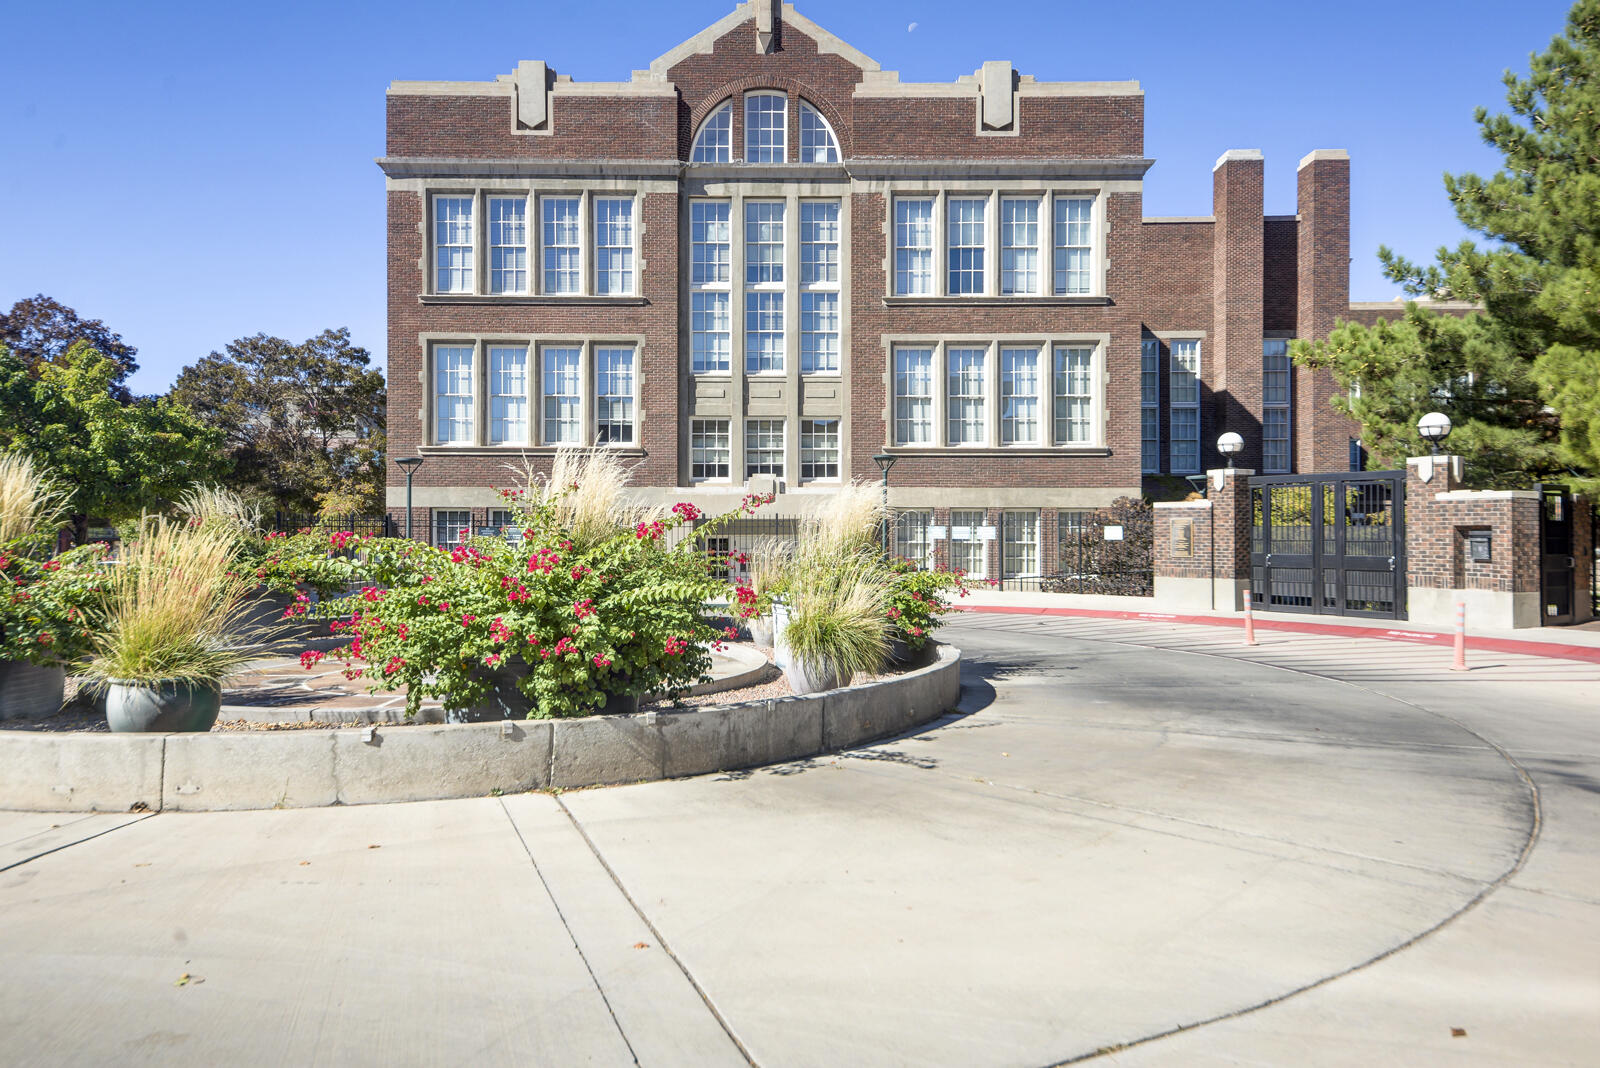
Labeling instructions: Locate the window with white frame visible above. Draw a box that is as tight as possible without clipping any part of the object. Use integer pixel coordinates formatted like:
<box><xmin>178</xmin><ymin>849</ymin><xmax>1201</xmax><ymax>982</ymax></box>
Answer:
<box><xmin>1002</xmin><ymin>510</ymin><xmax>1040</xmax><ymax>579</ymax></box>
<box><xmin>1262</xmin><ymin>339</ymin><xmax>1292</xmax><ymax>473</ymax></box>
<box><xmin>950</xmin><ymin>509</ymin><xmax>987</xmax><ymax>579</ymax></box>
<box><xmin>744</xmin><ymin>92</ymin><xmax>787</xmax><ymax>163</ymax></box>
<box><xmin>894</xmin><ymin>346</ymin><xmax>934</xmax><ymax>444</ymax></box>
<box><xmin>592</xmin><ymin>198</ymin><xmax>634</xmax><ymax>295</ymax></box>
<box><xmin>745</xmin><ymin>293</ymin><xmax>784</xmax><ymax>374</ymax></box>
<box><xmin>894</xmin><ymin>511</ymin><xmax>932</xmax><ymax>567</ymax></box>
<box><xmin>1053</xmin><ymin>346</ymin><xmax>1093</xmax><ymax>444</ymax></box>
<box><xmin>947</xmin><ymin>198</ymin><xmax>986</xmax><ymax>295</ymax></box>
<box><xmin>487</xmin><ymin>345</ymin><xmax>528</xmax><ymax>445</ymax></box>
<box><xmin>800</xmin><ymin>419</ymin><xmax>840</xmax><ymax>481</ymax></box>
<box><xmin>691</xmin><ymin>200</ymin><xmax>731</xmax><ymax>285</ymax></box>
<box><xmin>1141</xmin><ymin>337</ymin><xmax>1160</xmax><ymax>473</ymax></box>
<box><xmin>690</xmin><ymin>419</ymin><xmax>731</xmax><ymax>480</ymax></box>
<box><xmin>800</xmin><ymin>201</ymin><xmax>839</xmax><ymax>285</ymax></box>
<box><xmin>1054</xmin><ymin>197</ymin><xmax>1093</xmax><ymax>294</ymax></box>
<box><xmin>541</xmin><ymin>196</ymin><xmax>581</xmax><ymax>294</ymax></box>
<box><xmin>745</xmin><ymin>201</ymin><xmax>784</xmax><ymax>284</ymax></box>
<box><xmin>894</xmin><ymin>198</ymin><xmax>935</xmax><ymax>295</ymax></box>
<box><xmin>541</xmin><ymin>346</ymin><xmax>582</xmax><ymax>445</ymax></box>
<box><xmin>487</xmin><ymin>197</ymin><xmax>527</xmax><ymax>294</ymax></box>
<box><xmin>800</xmin><ymin>293</ymin><xmax>839</xmax><ymax>374</ymax></box>
<box><xmin>946</xmin><ymin>347</ymin><xmax>987</xmax><ymax>445</ymax></box>
<box><xmin>1000</xmin><ymin>197</ymin><xmax>1041</xmax><ymax>295</ymax></box>
<box><xmin>797</xmin><ymin>101</ymin><xmax>839</xmax><ymax>163</ymax></box>
<box><xmin>433</xmin><ymin>345</ymin><xmax>474</xmax><ymax>444</ymax></box>
<box><xmin>691</xmin><ymin>102</ymin><xmax>732</xmax><ymax>163</ymax></box>
<box><xmin>1169</xmin><ymin>338</ymin><xmax>1201</xmax><ymax>474</ymax></box>
<box><xmin>432</xmin><ymin>510</ymin><xmax>472</xmax><ymax>549</ymax></box>
<box><xmin>744</xmin><ymin>200</ymin><xmax>785</xmax><ymax>374</ymax></box>
<box><xmin>1000</xmin><ymin>346</ymin><xmax>1041</xmax><ymax>444</ymax></box>
<box><xmin>434</xmin><ymin>197</ymin><xmax>474</xmax><ymax>293</ymax></box>
<box><xmin>745</xmin><ymin>419</ymin><xmax>785</xmax><ymax>477</ymax></box>
<box><xmin>594</xmin><ymin>347</ymin><xmax>635</xmax><ymax>444</ymax></box>
<box><xmin>691</xmin><ymin>292</ymin><xmax>730</xmax><ymax>374</ymax></box>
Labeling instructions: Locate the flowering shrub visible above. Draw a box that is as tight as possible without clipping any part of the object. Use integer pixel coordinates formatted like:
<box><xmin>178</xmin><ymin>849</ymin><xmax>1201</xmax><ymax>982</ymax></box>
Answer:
<box><xmin>0</xmin><ymin>542</ymin><xmax>108</xmax><ymax>665</ymax></box>
<box><xmin>885</xmin><ymin>561</ymin><xmax>967</xmax><ymax>652</ymax></box>
<box><xmin>310</xmin><ymin>485</ymin><xmax>751</xmax><ymax>718</ymax></box>
<box><xmin>256</xmin><ymin>529</ymin><xmax>374</xmax><ymax>599</ymax></box>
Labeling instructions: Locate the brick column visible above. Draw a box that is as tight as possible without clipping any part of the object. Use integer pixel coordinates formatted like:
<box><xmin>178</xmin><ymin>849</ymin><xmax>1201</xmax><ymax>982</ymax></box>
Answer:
<box><xmin>1212</xmin><ymin>150</ymin><xmax>1265</xmax><ymax>472</ymax></box>
<box><xmin>1153</xmin><ymin>468</ymin><xmax>1253</xmax><ymax>611</ymax></box>
<box><xmin>1295</xmin><ymin>150</ymin><xmax>1358</xmax><ymax>472</ymax></box>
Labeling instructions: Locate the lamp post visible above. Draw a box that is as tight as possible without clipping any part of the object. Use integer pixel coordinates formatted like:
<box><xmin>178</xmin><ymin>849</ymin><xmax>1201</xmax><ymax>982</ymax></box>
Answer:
<box><xmin>1418</xmin><ymin>411</ymin><xmax>1452</xmax><ymax>456</ymax></box>
<box><xmin>395</xmin><ymin>457</ymin><xmax>424</xmax><ymax>540</ymax></box>
<box><xmin>1216</xmin><ymin>431</ymin><xmax>1244</xmax><ymax>470</ymax></box>
<box><xmin>873</xmin><ymin>452</ymin><xmax>898</xmax><ymax>559</ymax></box>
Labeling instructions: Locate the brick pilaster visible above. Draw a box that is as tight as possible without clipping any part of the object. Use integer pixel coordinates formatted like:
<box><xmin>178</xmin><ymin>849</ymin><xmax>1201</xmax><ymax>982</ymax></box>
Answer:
<box><xmin>1212</xmin><ymin>151</ymin><xmax>1265</xmax><ymax>472</ymax></box>
<box><xmin>1296</xmin><ymin>150</ymin><xmax>1357</xmax><ymax>472</ymax></box>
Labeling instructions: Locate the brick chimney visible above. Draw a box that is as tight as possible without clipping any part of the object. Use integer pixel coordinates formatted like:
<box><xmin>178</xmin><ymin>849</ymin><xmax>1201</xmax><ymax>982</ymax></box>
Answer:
<box><xmin>1296</xmin><ymin>149</ymin><xmax>1355</xmax><ymax>472</ymax></box>
<box><xmin>1212</xmin><ymin>149</ymin><xmax>1265</xmax><ymax>471</ymax></box>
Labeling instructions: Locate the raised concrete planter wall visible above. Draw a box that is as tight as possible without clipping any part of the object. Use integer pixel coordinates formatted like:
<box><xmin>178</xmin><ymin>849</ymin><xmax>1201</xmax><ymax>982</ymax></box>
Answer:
<box><xmin>0</xmin><ymin>646</ymin><xmax>961</xmax><ymax>812</ymax></box>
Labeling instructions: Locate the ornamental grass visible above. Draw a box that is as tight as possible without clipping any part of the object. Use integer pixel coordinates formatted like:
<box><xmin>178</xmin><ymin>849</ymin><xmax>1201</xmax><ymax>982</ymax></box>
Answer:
<box><xmin>782</xmin><ymin>550</ymin><xmax>891</xmax><ymax>683</ymax></box>
<box><xmin>0</xmin><ymin>452</ymin><xmax>70</xmax><ymax>547</ymax></box>
<box><xmin>519</xmin><ymin>449</ymin><xmax>664</xmax><ymax>551</ymax></box>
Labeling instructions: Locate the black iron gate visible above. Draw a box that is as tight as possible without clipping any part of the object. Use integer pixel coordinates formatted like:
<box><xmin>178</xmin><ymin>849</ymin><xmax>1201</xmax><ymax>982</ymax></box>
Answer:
<box><xmin>1536</xmin><ymin>484</ymin><xmax>1576</xmax><ymax>626</ymax></box>
<box><xmin>1250</xmin><ymin>471</ymin><xmax>1407</xmax><ymax>619</ymax></box>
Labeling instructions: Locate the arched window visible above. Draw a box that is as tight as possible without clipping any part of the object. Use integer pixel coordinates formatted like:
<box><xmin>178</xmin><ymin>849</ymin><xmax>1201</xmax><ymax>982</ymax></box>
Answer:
<box><xmin>744</xmin><ymin>91</ymin><xmax>787</xmax><ymax>163</ymax></box>
<box><xmin>798</xmin><ymin>101</ymin><xmax>839</xmax><ymax>163</ymax></box>
<box><xmin>691</xmin><ymin>102</ymin><xmax>732</xmax><ymax>163</ymax></box>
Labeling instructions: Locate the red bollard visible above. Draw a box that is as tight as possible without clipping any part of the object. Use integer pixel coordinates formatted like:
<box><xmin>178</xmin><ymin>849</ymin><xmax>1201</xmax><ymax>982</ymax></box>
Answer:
<box><xmin>1243</xmin><ymin>588</ymin><xmax>1257</xmax><ymax>646</ymax></box>
<box><xmin>1451</xmin><ymin>602</ymin><xmax>1467</xmax><ymax>671</ymax></box>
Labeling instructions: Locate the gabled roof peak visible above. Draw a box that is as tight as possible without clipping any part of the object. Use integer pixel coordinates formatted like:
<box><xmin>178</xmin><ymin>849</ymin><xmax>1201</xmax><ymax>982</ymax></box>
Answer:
<box><xmin>647</xmin><ymin>1</ymin><xmax>881</xmax><ymax>77</ymax></box>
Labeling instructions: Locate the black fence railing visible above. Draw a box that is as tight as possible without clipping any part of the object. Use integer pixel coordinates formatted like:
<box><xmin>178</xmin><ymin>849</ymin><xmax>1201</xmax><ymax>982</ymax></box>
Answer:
<box><xmin>689</xmin><ymin>516</ymin><xmax>801</xmax><ymax>581</ymax></box>
<box><xmin>268</xmin><ymin>512</ymin><xmax>398</xmax><ymax>538</ymax></box>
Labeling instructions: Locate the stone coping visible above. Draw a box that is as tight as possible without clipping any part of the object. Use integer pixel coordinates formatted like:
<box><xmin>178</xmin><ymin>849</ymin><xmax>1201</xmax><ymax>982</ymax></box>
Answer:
<box><xmin>0</xmin><ymin>646</ymin><xmax>961</xmax><ymax>812</ymax></box>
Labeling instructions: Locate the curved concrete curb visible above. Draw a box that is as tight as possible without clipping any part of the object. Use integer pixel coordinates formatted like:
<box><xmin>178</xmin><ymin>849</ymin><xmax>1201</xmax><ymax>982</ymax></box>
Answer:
<box><xmin>0</xmin><ymin>646</ymin><xmax>961</xmax><ymax>812</ymax></box>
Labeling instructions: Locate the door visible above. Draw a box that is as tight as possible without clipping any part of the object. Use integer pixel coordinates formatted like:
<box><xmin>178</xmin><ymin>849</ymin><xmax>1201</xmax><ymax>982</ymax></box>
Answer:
<box><xmin>1538</xmin><ymin>484</ymin><xmax>1576</xmax><ymax>625</ymax></box>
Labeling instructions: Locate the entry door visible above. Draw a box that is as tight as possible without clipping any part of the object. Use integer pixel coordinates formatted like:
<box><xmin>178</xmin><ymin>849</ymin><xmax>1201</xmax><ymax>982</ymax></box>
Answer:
<box><xmin>1538</xmin><ymin>485</ymin><xmax>1576</xmax><ymax>625</ymax></box>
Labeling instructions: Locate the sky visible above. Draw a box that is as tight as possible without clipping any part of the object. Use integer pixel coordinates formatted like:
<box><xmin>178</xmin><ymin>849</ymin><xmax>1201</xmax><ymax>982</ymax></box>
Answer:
<box><xmin>0</xmin><ymin>0</ymin><xmax>1576</xmax><ymax>395</ymax></box>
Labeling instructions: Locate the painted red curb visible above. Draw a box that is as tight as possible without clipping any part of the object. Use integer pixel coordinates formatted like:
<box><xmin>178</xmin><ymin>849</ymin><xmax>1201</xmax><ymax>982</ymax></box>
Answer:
<box><xmin>956</xmin><ymin>604</ymin><xmax>1600</xmax><ymax>665</ymax></box>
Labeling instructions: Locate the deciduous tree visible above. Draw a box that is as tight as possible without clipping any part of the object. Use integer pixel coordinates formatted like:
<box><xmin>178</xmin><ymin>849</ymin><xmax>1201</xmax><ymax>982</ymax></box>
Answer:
<box><xmin>0</xmin><ymin>295</ymin><xmax>140</xmax><ymax>400</ymax></box>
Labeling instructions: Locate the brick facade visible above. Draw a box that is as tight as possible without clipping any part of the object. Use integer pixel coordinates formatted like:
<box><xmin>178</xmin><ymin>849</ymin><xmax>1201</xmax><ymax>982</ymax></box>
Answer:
<box><xmin>382</xmin><ymin>2</ymin><xmax>1396</xmax><ymax>575</ymax></box>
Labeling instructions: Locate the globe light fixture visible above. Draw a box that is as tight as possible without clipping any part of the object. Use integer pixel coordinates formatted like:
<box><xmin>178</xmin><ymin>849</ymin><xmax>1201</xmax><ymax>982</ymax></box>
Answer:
<box><xmin>1216</xmin><ymin>431</ymin><xmax>1245</xmax><ymax>470</ymax></box>
<box><xmin>1417</xmin><ymin>411</ymin><xmax>1453</xmax><ymax>456</ymax></box>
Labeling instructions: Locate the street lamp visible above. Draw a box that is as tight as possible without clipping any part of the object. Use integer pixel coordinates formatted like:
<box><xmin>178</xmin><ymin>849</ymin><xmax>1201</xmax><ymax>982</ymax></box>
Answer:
<box><xmin>1216</xmin><ymin>432</ymin><xmax>1244</xmax><ymax>470</ymax></box>
<box><xmin>1417</xmin><ymin>412</ymin><xmax>1452</xmax><ymax>456</ymax></box>
<box><xmin>873</xmin><ymin>452</ymin><xmax>898</xmax><ymax>559</ymax></box>
<box><xmin>395</xmin><ymin>457</ymin><xmax>424</xmax><ymax>540</ymax></box>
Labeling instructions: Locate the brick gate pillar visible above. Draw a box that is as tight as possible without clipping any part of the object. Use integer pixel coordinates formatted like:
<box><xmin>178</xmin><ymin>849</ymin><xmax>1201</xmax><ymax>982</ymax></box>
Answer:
<box><xmin>1153</xmin><ymin>468</ymin><xmax>1253</xmax><ymax>611</ymax></box>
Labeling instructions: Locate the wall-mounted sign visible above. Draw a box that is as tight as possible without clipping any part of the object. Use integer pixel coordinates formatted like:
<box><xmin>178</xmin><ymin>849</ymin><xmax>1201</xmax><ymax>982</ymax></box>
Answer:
<box><xmin>976</xmin><ymin>525</ymin><xmax>998</xmax><ymax>541</ymax></box>
<box><xmin>1171</xmin><ymin>518</ymin><xmax>1194</xmax><ymax>558</ymax></box>
<box><xmin>950</xmin><ymin>526</ymin><xmax>972</xmax><ymax>540</ymax></box>
<box><xmin>928</xmin><ymin>525</ymin><xmax>948</xmax><ymax>540</ymax></box>
<box><xmin>1103</xmin><ymin>524</ymin><xmax>1125</xmax><ymax>542</ymax></box>
<box><xmin>1466</xmin><ymin>530</ymin><xmax>1492</xmax><ymax>563</ymax></box>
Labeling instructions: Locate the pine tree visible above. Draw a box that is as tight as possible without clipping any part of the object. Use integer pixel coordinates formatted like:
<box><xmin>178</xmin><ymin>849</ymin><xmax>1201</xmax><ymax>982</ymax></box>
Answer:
<box><xmin>1296</xmin><ymin>0</ymin><xmax>1600</xmax><ymax>490</ymax></box>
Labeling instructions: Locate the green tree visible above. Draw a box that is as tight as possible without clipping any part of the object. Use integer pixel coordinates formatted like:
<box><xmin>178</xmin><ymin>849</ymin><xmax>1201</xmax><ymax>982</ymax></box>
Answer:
<box><xmin>1295</xmin><ymin>0</ymin><xmax>1600</xmax><ymax>490</ymax></box>
<box><xmin>0</xmin><ymin>342</ymin><xmax>228</xmax><ymax>542</ymax></box>
<box><xmin>169</xmin><ymin>328</ymin><xmax>386</xmax><ymax>514</ymax></box>
<box><xmin>0</xmin><ymin>295</ymin><xmax>140</xmax><ymax>400</ymax></box>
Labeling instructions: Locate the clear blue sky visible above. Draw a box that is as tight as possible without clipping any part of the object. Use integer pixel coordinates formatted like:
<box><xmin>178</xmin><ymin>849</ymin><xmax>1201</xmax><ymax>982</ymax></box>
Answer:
<box><xmin>0</xmin><ymin>0</ymin><xmax>1574</xmax><ymax>395</ymax></box>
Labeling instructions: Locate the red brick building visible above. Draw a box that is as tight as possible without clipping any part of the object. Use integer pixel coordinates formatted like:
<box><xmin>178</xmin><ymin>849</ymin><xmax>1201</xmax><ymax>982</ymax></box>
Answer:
<box><xmin>382</xmin><ymin>1</ymin><xmax>1386</xmax><ymax>581</ymax></box>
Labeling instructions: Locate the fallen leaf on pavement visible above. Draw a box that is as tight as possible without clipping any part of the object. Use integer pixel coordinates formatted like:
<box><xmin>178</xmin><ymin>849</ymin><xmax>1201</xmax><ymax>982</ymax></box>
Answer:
<box><xmin>633</xmin><ymin>942</ymin><xmax>649</xmax><ymax>950</ymax></box>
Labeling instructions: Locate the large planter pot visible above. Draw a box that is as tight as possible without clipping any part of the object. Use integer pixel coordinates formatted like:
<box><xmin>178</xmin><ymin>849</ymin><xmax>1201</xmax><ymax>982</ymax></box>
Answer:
<box><xmin>0</xmin><ymin>660</ymin><xmax>67</xmax><ymax>720</ymax></box>
<box><xmin>105</xmin><ymin>680</ymin><xmax>222</xmax><ymax>733</ymax></box>
<box><xmin>771</xmin><ymin>602</ymin><xmax>792</xmax><ymax>670</ymax></box>
<box><xmin>783</xmin><ymin>658</ymin><xmax>842</xmax><ymax>696</ymax></box>
<box><xmin>747</xmin><ymin>614</ymin><xmax>774</xmax><ymax>647</ymax></box>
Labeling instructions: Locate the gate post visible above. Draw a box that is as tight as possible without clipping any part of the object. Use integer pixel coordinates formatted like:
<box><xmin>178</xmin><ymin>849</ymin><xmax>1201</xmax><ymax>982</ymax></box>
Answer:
<box><xmin>1153</xmin><ymin>467</ymin><xmax>1253</xmax><ymax>612</ymax></box>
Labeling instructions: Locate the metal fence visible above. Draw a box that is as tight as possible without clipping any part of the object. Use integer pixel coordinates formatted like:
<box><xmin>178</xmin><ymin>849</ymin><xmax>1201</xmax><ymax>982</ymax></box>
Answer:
<box><xmin>688</xmin><ymin>516</ymin><xmax>801</xmax><ymax>581</ymax></box>
<box><xmin>991</xmin><ymin>505</ymin><xmax>1154</xmax><ymax>596</ymax></box>
<box><xmin>267</xmin><ymin>512</ymin><xmax>398</xmax><ymax>538</ymax></box>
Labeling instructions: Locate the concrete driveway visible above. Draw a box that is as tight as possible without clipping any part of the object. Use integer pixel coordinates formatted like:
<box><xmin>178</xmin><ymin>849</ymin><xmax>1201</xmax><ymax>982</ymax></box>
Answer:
<box><xmin>2</xmin><ymin>615</ymin><xmax>1596</xmax><ymax>1066</ymax></box>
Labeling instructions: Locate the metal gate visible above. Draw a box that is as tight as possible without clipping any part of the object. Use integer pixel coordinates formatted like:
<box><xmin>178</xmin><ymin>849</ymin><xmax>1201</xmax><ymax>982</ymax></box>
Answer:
<box><xmin>1536</xmin><ymin>484</ymin><xmax>1576</xmax><ymax>625</ymax></box>
<box><xmin>1250</xmin><ymin>471</ymin><xmax>1407</xmax><ymax>619</ymax></box>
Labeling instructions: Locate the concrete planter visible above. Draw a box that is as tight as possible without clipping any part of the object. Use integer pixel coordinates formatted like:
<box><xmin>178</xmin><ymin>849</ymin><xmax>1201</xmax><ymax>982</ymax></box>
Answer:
<box><xmin>0</xmin><ymin>660</ymin><xmax>66</xmax><ymax>721</ymax></box>
<box><xmin>783</xmin><ymin>658</ymin><xmax>842</xmax><ymax>695</ymax></box>
<box><xmin>105</xmin><ymin>680</ymin><xmax>222</xmax><ymax>733</ymax></box>
<box><xmin>747</xmin><ymin>614</ymin><xmax>774</xmax><ymax>647</ymax></box>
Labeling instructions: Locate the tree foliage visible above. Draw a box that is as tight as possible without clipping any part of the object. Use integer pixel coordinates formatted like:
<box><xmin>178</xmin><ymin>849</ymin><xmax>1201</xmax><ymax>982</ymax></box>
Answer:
<box><xmin>0</xmin><ymin>342</ymin><xmax>228</xmax><ymax>541</ymax></box>
<box><xmin>169</xmin><ymin>328</ymin><xmax>386</xmax><ymax>514</ymax></box>
<box><xmin>1295</xmin><ymin>0</ymin><xmax>1600</xmax><ymax>489</ymax></box>
<box><xmin>0</xmin><ymin>295</ymin><xmax>140</xmax><ymax>400</ymax></box>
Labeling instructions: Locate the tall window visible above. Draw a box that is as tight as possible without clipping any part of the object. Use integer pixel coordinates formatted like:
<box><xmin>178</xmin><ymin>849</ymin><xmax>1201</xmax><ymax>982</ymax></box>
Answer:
<box><xmin>1263</xmin><ymin>339</ymin><xmax>1292</xmax><ymax>473</ymax></box>
<box><xmin>690</xmin><ymin>419</ymin><xmax>730</xmax><ymax>480</ymax></box>
<box><xmin>1054</xmin><ymin>197</ymin><xmax>1093</xmax><ymax>294</ymax></box>
<box><xmin>947</xmin><ymin>198</ymin><xmax>987</xmax><ymax>295</ymax></box>
<box><xmin>1000</xmin><ymin>197</ymin><xmax>1040</xmax><ymax>295</ymax></box>
<box><xmin>434</xmin><ymin>197</ymin><xmax>474</xmax><ymax>293</ymax></box>
<box><xmin>487</xmin><ymin>197</ymin><xmax>527</xmax><ymax>294</ymax></box>
<box><xmin>1141</xmin><ymin>337</ymin><xmax>1160</xmax><ymax>473</ymax></box>
<box><xmin>745</xmin><ymin>419</ymin><xmax>785</xmax><ymax>477</ymax></box>
<box><xmin>894</xmin><ymin>511</ymin><xmax>932</xmax><ymax>567</ymax></box>
<box><xmin>595</xmin><ymin>347</ymin><xmax>635</xmax><ymax>444</ymax></box>
<box><xmin>800</xmin><ymin>419</ymin><xmax>839</xmax><ymax>480</ymax></box>
<box><xmin>541</xmin><ymin>197</ymin><xmax>581</xmax><ymax>294</ymax></box>
<box><xmin>1000</xmin><ymin>347</ymin><xmax>1040</xmax><ymax>444</ymax></box>
<box><xmin>691</xmin><ymin>293</ymin><xmax>730</xmax><ymax>374</ymax></box>
<box><xmin>800</xmin><ymin>201</ymin><xmax>839</xmax><ymax>285</ymax></box>
<box><xmin>946</xmin><ymin>347</ymin><xmax>987</xmax><ymax>445</ymax></box>
<box><xmin>433</xmin><ymin>345</ymin><xmax>474</xmax><ymax>443</ymax></box>
<box><xmin>1054</xmin><ymin>346</ymin><xmax>1093</xmax><ymax>444</ymax></box>
<box><xmin>691</xmin><ymin>102</ymin><xmax>732</xmax><ymax>163</ymax></box>
<box><xmin>541</xmin><ymin>346</ymin><xmax>581</xmax><ymax>444</ymax></box>
<box><xmin>797</xmin><ymin>101</ymin><xmax>839</xmax><ymax>163</ymax></box>
<box><xmin>800</xmin><ymin>294</ymin><xmax>839</xmax><ymax>375</ymax></box>
<box><xmin>950</xmin><ymin>509</ymin><xmax>987</xmax><ymax>580</ymax></box>
<box><xmin>894</xmin><ymin>346</ymin><xmax>934</xmax><ymax>444</ymax></box>
<box><xmin>894</xmin><ymin>198</ymin><xmax>935</xmax><ymax>295</ymax></box>
<box><xmin>691</xmin><ymin>201</ymin><xmax>731</xmax><ymax>285</ymax></box>
<box><xmin>744</xmin><ymin>92</ymin><xmax>787</xmax><ymax>163</ymax></box>
<box><xmin>1170</xmin><ymin>339</ymin><xmax>1201</xmax><ymax>474</ymax></box>
<box><xmin>799</xmin><ymin>200</ymin><xmax>840</xmax><ymax>375</ymax></box>
<box><xmin>1002</xmin><ymin>511</ymin><xmax>1040</xmax><ymax>579</ymax></box>
<box><xmin>745</xmin><ymin>293</ymin><xmax>784</xmax><ymax>374</ymax></box>
<box><xmin>432</xmin><ymin>510</ymin><xmax>471</xmax><ymax>550</ymax></box>
<box><xmin>592</xmin><ymin>198</ymin><xmax>634</xmax><ymax>295</ymax></box>
<box><xmin>487</xmin><ymin>346</ymin><xmax>527</xmax><ymax>445</ymax></box>
<box><xmin>745</xmin><ymin>201</ymin><xmax>784</xmax><ymax>284</ymax></box>
<box><xmin>745</xmin><ymin>200</ymin><xmax>785</xmax><ymax>374</ymax></box>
